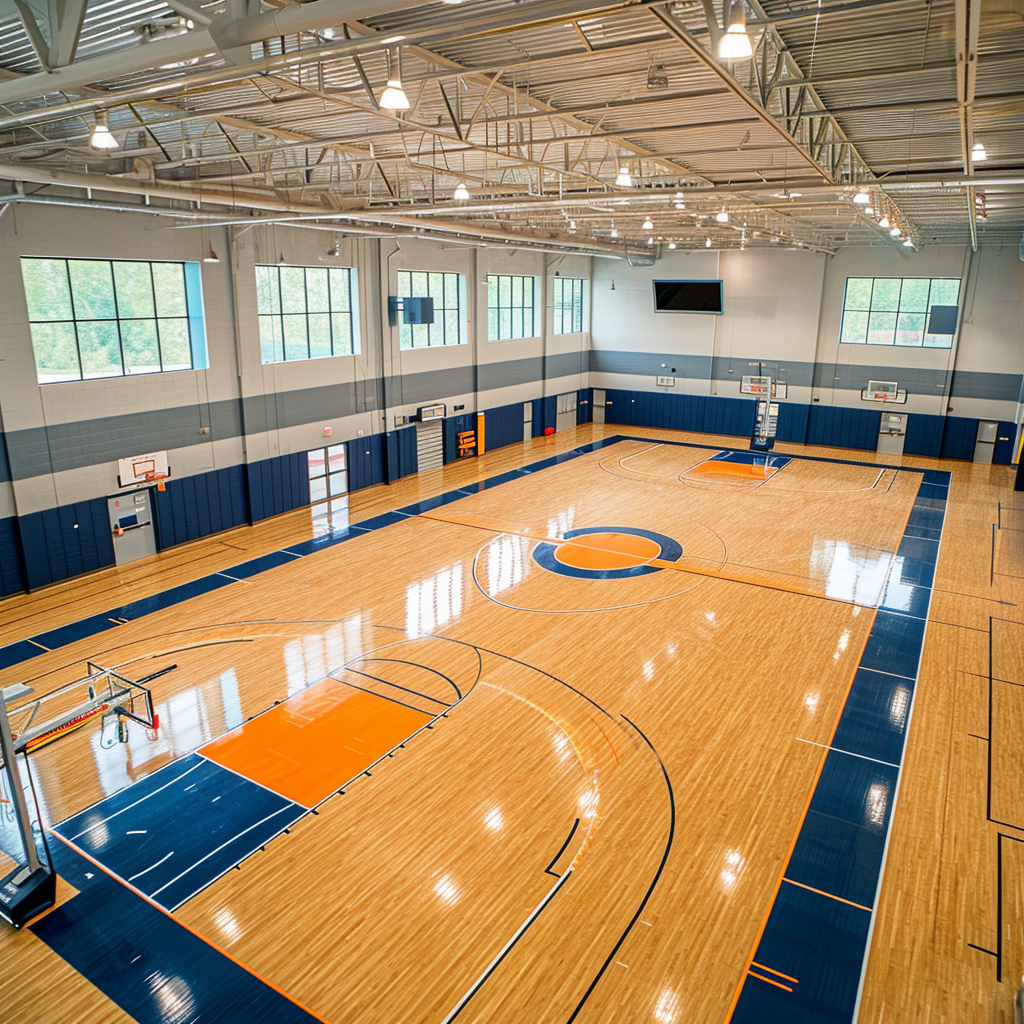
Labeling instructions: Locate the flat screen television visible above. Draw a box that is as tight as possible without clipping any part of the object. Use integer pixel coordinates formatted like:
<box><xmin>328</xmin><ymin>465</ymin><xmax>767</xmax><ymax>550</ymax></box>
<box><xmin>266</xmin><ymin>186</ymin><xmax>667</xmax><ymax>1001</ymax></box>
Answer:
<box><xmin>653</xmin><ymin>279</ymin><xmax>724</xmax><ymax>314</ymax></box>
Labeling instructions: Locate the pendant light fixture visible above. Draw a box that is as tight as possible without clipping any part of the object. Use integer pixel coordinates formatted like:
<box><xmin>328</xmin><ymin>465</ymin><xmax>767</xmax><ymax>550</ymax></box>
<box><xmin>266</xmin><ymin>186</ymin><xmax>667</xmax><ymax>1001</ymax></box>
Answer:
<box><xmin>878</xmin><ymin>214</ymin><xmax>890</xmax><ymax>229</ymax></box>
<box><xmin>715</xmin><ymin>207</ymin><xmax>729</xmax><ymax>223</ymax></box>
<box><xmin>718</xmin><ymin>2</ymin><xmax>753</xmax><ymax>60</ymax></box>
<box><xmin>380</xmin><ymin>49</ymin><xmax>410</xmax><ymax>110</ymax></box>
<box><xmin>615</xmin><ymin>165</ymin><xmax>633</xmax><ymax>187</ymax></box>
<box><xmin>705</xmin><ymin>236</ymin><xmax>712</xmax><ymax>248</ymax></box>
<box><xmin>453</xmin><ymin>183</ymin><xmax>470</xmax><ymax>200</ymax></box>
<box><xmin>642</xmin><ymin>215</ymin><xmax>654</xmax><ymax>230</ymax></box>
<box><xmin>972</xmin><ymin>141</ymin><xmax>987</xmax><ymax>161</ymax></box>
<box><xmin>853</xmin><ymin>188</ymin><xmax>871</xmax><ymax>205</ymax></box>
<box><xmin>89</xmin><ymin>110</ymin><xmax>119</xmax><ymax>150</ymax></box>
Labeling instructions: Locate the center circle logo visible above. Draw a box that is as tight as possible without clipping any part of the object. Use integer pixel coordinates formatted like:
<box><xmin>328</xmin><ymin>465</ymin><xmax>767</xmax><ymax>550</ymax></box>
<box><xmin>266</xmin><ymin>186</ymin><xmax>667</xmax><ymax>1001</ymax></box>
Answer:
<box><xmin>532</xmin><ymin>527</ymin><xmax>682</xmax><ymax>580</ymax></box>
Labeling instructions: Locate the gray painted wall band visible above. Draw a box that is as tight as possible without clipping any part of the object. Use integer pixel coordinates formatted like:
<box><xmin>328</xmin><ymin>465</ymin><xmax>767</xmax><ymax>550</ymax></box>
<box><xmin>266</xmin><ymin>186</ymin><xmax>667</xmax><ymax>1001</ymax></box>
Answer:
<box><xmin>593</xmin><ymin>350</ymin><xmax>1022</xmax><ymax>401</ymax></box>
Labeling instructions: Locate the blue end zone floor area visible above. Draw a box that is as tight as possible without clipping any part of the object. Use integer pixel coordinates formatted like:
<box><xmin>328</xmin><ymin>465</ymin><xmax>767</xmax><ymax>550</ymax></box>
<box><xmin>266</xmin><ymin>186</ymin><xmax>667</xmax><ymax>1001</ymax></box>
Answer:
<box><xmin>731</xmin><ymin>470</ymin><xmax>949</xmax><ymax>1023</ymax></box>
<box><xmin>55</xmin><ymin>753</ymin><xmax>305</xmax><ymax>911</ymax></box>
<box><xmin>709</xmin><ymin>450</ymin><xmax>793</xmax><ymax>469</ymax></box>
<box><xmin>33</xmin><ymin>840</ymin><xmax>320</xmax><ymax>1024</ymax></box>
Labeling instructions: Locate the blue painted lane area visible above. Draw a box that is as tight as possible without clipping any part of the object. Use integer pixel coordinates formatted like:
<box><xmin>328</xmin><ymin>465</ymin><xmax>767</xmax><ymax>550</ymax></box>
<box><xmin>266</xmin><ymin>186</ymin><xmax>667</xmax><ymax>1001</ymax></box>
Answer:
<box><xmin>221</xmin><ymin>550</ymin><xmax>300</xmax><ymax>580</ymax></box>
<box><xmin>33</xmin><ymin>841</ymin><xmax>320</xmax><ymax>1024</ymax></box>
<box><xmin>56</xmin><ymin>753</ymin><xmax>305</xmax><ymax>911</ymax></box>
<box><xmin>830</xmin><ymin>668</ymin><xmax>914</xmax><ymax>766</ymax></box>
<box><xmin>731</xmin><ymin>466</ymin><xmax>949</xmax><ymax>1024</ymax></box>
<box><xmin>733</xmin><ymin>881</ymin><xmax>871</xmax><ymax>1024</ymax></box>
<box><xmin>786</xmin><ymin>752</ymin><xmax>900</xmax><ymax>909</ymax></box>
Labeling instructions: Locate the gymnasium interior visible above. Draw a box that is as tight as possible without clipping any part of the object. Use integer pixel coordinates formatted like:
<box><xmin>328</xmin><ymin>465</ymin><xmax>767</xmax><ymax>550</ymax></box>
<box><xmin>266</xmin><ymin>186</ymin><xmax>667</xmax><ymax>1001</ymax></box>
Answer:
<box><xmin>0</xmin><ymin>1</ymin><xmax>1022</xmax><ymax>1022</ymax></box>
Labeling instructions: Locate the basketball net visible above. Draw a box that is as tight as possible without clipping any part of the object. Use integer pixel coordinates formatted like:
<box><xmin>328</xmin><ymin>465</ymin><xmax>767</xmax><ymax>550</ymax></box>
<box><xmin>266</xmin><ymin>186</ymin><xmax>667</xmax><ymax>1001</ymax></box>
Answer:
<box><xmin>144</xmin><ymin>471</ymin><xmax>168</xmax><ymax>492</ymax></box>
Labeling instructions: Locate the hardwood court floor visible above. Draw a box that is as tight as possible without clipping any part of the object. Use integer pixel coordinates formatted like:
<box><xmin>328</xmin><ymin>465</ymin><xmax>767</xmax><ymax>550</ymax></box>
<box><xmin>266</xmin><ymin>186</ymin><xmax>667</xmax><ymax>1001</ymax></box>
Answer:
<box><xmin>0</xmin><ymin>424</ymin><xmax>1022</xmax><ymax>1024</ymax></box>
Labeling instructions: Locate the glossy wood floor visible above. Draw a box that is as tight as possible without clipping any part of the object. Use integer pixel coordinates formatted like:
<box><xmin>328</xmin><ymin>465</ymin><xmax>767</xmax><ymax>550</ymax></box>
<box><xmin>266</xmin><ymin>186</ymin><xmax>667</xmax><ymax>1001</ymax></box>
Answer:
<box><xmin>0</xmin><ymin>423</ymin><xmax>1022</xmax><ymax>1024</ymax></box>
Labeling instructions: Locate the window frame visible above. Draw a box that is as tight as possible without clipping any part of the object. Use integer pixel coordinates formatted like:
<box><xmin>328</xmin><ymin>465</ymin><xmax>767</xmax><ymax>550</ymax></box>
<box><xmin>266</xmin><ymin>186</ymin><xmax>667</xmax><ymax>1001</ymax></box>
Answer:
<box><xmin>397</xmin><ymin>270</ymin><xmax>465</xmax><ymax>349</ymax></box>
<box><xmin>839</xmin><ymin>276</ymin><xmax>961</xmax><ymax>349</ymax></box>
<box><xmin>552</xmin><ymin>277</ymin><xmax>585</xmax><ymax>335</ymax></box>
<box><xmin>256</xmin><ymin>263</ymin><xmax>357</xmax><ymax>364</ymax></box>
<box><xmin>21</xmin><ymin>256</ymin><xmax>206</xmax><ymax>384</ymax></box>
<box><xmin>486</xmin><ymin>273</ymin><xmax>537</xmax><ymax>341</ymax></box>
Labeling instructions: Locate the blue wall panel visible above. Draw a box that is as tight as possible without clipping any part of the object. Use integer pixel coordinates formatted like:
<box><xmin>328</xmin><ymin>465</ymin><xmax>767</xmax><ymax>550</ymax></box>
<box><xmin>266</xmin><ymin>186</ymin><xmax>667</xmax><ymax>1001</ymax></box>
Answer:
<box><xmin>903</xmin><ymin>413</ymin><xmax>944</xmax><ymax>458</ymax></box>
<box><xmin>485</xmin><ymin>403</ymin><xmax>526</xmax><ymax>451</ymax></box>
<box><xmin>703</xmin><ymin>396</ymin><xmax>756</xmax><ymax>438</ymax></box>
<box><xmin>775</xmin><ymin>402</ymin><xmax>809</xmax><ymax>444</ymax></box>
<box><xmin>994</xmin><ymin>422</ymin><xmax>1018</xmax><ymax>466</ymax></box>
<box><xmin>807</xmin><ymin>406</ymin><xmax>882</xmax><ymax>451</ymax></box>
<box><xmin>940</xmin><ymin>416</ymin><xmax>979</xmax><ymax>461</ymax></box>
<box><xmin>577</xmin><ymin>388</ymin><xmax>592</xmax><ymax>425</ymax></box>
<box><xmin>155</xmin><ymin>465</ymin><xmax>250</xmax><ymax>546</ymax></box>
<box><xmin>17</xmin><ymin>496</ymin><xmax>114</xmax><ymax>590</ymax></box>
<box><xmin>0</xmin><ymin>516</ymin><xmax>25</xmax><ymax>596</ymax></box>
<box><xmin>385</xmin><ymin>426</ymin><xmax>418</xmax><ymax>482</ymax></box>
<box><xmin>542</xmin><ymin>396</ymin><xmax>557</xmax><ymax>434</ymax></box>
<box><xmin>347</xmin><ymin>433</ymin><xmax>385</xmax><ymax>492</ymax></box>
<box><xmin>531</xmin><ymin>398</ymin><xmax>544</xmax><ymax>438</ymax></box>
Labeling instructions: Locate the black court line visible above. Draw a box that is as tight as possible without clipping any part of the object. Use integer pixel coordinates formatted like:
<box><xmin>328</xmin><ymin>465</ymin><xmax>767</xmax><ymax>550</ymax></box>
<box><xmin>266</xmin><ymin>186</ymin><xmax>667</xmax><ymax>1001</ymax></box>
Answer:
<box><xmin>340</xmin><ymin>666</ymin><xmax>452</xmax><ymax>707</ymax></box>
<box><xmin>355</xmin><ymin>657</ymin><xmax>463</xmax><ymax>700</ymax></box>
<box><xmin>328</xmin><ymin>674</ymin><xmax>436</xmax><ymax>715</ymax></box>
<box><xmin>545</xmin><ymin>818</ymin><xmax>580</xmax><ymax>877</ymax></box>
<box><xmin>969</xmin><ymin>943</ymin><xmax>997</xmax><ymax>957</ymax></box>
<box><xmin>565</xmin><ymin>715</ymin><xmax>676</xmax><ymax>1024</ymax></box>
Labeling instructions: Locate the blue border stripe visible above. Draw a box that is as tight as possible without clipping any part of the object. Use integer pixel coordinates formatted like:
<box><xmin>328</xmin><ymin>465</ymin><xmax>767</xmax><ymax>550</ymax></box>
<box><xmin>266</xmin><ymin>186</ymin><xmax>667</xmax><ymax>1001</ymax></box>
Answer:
<box><xmin>731</xmin><ymin>463</ymin><xmax>949</xmax><ymax>1024</ymax></box>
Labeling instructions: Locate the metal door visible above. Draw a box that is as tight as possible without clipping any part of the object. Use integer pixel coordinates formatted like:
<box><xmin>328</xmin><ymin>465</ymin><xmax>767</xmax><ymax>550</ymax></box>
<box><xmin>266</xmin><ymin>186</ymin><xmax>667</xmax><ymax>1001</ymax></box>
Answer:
<box><xmin>876</xmin><ymin>412</ymin><xmax>906</xmax><ymax>456</ymax></box>
<box><xmin>108</xmin><ymin>490</ymin><xmax>157</xmax><ymax>566</ymax></box>
<box><xmin>523</xmin><ymin>402</ymin><xmax>533</xmax><ymax>442</ymax></box>
<box><xmin>556</xmin><ymin>392</ymin><xmax>577</xmax><ymax>432</ymax></box>
<box><xmin>974</xmin><ymin>420</ymin><xmax>998</xmax><ymax>464</ymax></box>
<box><xmin>592</xmin><ymin>388</ymin><xmax>606</xmax><ymax>425</ymax></box>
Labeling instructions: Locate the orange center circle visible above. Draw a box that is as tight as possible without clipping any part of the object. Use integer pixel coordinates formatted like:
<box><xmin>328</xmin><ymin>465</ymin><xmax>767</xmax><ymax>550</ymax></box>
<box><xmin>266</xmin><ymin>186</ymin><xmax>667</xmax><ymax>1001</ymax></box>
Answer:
<box><xmin>552</xmin><ymin>532</ymin><xmax>661</xmax><ymax>571</ymax></box>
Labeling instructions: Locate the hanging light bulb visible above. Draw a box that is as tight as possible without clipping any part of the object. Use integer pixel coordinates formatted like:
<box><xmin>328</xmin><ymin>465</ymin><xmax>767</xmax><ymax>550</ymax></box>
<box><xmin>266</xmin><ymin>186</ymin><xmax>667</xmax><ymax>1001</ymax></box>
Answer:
<box><xmin>642</xmin><ymin>215</ymin><xmax>654</xmax><ymax>230</ymax></box>
<box><xmin>972</xmin><ymin>141</ymin><xmax>987</xmax><ymax>161</ymax></box>
<box><xmin>718</xmin><ymin>3</ymin><xmax>753</xmax><ymax>60</ymax></box>
<box><xmin>615</xmin><ymin>165</ymin><xmax>633</xmax><ymax>187</ymax></box>
<box><xmin>878</xmin><ymin>214</ymin><xmax>890</xmax><ymax>229</ymax></box>
<box><xmin>453</xmin><ymin>183</ymin><xmax>470</xmax><ymax>200</ymax></box>
<box><xmin>706</xmin><ymin>236</ymin><xmax>712</xmax><ymax>248</ymax></box>
<box><xmin>715</xmin><ymin>207</ymin><xmax>729</xmax><ymax>223</ymax></box>
<box><xmin>89</xmin><ymin>110</ymin><xmax>119</xmax><ymax>150</ymax></box>
<box><xmin>610</xmin><ymin>226</ymin><xmax>619</xmax><ymax>238</ymax></box>
<box><xmin>379</xmin><ymin>50</ymin><xmax>410</xmax><ymax>110</ymax></box>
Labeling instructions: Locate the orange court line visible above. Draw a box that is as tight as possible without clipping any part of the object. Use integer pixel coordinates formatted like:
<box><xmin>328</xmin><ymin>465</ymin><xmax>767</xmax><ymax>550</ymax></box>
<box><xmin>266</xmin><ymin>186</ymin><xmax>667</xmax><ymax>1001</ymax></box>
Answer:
<box><xmin>201</xmin><ymin>678</ymin><xmax>432</xmax><ymax>807</ymax></box>
<box><xmin>421</xmin><ymin>511</ymin><xmax>859</xmax><ymax>606</ymax></box>
<box><xmin>747</xmin><ymin>970</ymin><xmax>794</xmax><ymax>993</ymax></box>
<box><xmin>750</xmin><ymin>962</ymin><xmax>799</xmax><ymax>984</ymax></box>
<box><xmin>48</xmin><ymin>831</ymin><xmax>333</xmax><ymax>1024</ymax></box>
<box><xmin>782</xmin><ymin>877</ymin><xmax>873</xmax><ymax>913</ymax></box>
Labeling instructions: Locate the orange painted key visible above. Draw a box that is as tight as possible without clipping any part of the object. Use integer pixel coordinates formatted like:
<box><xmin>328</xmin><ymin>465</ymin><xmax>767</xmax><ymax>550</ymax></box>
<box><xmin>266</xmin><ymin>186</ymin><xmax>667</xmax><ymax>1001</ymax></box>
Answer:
<box><xmin>201</xmin><ymin>680</ymin><xmax>431</xmax><ymax>807</ymax></box>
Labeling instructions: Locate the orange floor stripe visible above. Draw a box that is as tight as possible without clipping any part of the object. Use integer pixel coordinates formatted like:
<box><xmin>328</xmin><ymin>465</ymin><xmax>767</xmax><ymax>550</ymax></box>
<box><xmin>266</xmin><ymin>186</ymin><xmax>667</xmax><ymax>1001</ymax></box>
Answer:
<box><xmin>201</xmin><ymin>679</ymin><xmax>432</xmax><ymax>807</ymax></box>
<box><xmin>750</xmin><ymin>961</ymin><xmax>799</xmax><ymax>984</ymax></box>
<box><xmin>782</xmin><ymin>877</ymin><xmax>873</xmax><ymax>912</ymax></box>
<box><xmin>747</xmin><ymin>970</ymin><xmax>793</xmax><ymax>993</ymax></box>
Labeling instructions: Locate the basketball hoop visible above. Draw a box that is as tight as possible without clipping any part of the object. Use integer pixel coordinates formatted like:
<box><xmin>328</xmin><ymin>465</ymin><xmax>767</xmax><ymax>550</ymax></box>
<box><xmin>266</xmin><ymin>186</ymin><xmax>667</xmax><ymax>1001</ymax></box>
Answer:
<box><xmin>144</xmin><ymin>471</ymin><xmax>169</xmax><ymax>492</ymax></box>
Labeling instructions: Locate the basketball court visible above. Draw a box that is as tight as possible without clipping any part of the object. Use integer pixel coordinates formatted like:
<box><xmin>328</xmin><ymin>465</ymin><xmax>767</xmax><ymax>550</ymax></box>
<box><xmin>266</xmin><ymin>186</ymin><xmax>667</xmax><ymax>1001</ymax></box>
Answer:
<box><xmin>0</xmin><ymin>431</ymin><xmax>961</xmax><ymax>1023</ymax></box>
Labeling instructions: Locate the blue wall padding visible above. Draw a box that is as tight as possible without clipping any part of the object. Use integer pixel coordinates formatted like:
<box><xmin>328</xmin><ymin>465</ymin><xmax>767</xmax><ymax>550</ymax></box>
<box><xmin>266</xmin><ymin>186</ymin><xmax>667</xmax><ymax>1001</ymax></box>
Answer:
<box><xmin>346</xmin><ymin>433</ymin><xmax>385</xmax><ymax>492</ymax></box>
<box><xmin>806</xmin><ymin>406</ymin><xmax>882</xmax><ymax>451</ymax></box>
<box><xmin>577</xmin><ymin>389</ymin><xmax>593</xmax><ymax>425</ymax></box>
<box><xmin>939</xmin><ymin>416</ymin><xmax>978</xmax><ymax>461</ymax></box>
<box><xmin>245</xmin><ymin>453</ymin><xmax>309</xmax><ymax>521</ymax></box>
<box><xmin>485</xmin><ymin>403</ymin><xmax>526</xmax><ymax>451</ymax></box>
<box><xmin>386</xmin><ymin>426</ymin><xmax>418</xmax><ymax>482</ymax></box>
<box><xmin>18</xmin><ymin>497</ymin><xmax>115</xmax><ymax>590</ymax></box>
<box><xmin>903</xmin><ymin>413</ymin><xmax>945</xmax><ymax>457</ymax></box>
<box><xmin>775</xmin><ymin>402</ymin><xmax>809</xmax><ymax>444</ymax></box>
<box><xmin>154</xmin><ymin>465</ymin><xmax>249</xmax><ymax>546</ymax></box>
<box><xmin>0</xmin><ymin>516</ymin><xmax>25</xmax><ymax>596</ymax></box>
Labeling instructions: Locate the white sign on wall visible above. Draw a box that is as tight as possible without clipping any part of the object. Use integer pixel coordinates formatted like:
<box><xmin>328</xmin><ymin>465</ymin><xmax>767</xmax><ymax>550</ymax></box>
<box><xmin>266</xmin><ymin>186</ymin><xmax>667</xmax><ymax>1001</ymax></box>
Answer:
<box><xmin>656</xmin><ymin>376</ymin><xmax>676</xmax><ymax>387</ymax></box>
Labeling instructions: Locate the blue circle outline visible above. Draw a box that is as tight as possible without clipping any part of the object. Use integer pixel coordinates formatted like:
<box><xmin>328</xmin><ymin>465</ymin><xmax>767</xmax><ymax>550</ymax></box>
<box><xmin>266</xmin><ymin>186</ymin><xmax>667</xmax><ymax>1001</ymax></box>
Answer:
<box><xmin>532</xmin><ymin>526</ymin><xmax>682</xmax><ymax>580</ymax></box>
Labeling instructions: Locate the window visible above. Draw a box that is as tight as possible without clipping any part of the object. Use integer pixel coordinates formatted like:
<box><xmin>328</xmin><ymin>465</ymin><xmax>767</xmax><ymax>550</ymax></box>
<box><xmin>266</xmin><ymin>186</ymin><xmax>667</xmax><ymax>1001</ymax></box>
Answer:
<box><xmin>308</xmin><ymin>444</ymin><xmax>348</xmax><ymax>536</ymax></box>
<box><xmin>840</xmin><ymin>277</ymin><xmax>961</xmax><ymax>348</ymax></box>
<box><xmin>21</xmin><ymin>257</ymin><xmax>206</xmax><ymax>384</ymax></box>
<box><xmin>256</xmin><ymin>264</ymin><xmax>355</xmax><ymax>363</ymax></box>
<box><xmin>487</xmin><ymin>274</ymin><xmax>536</xmax><ymax>340</ymax></box>
<box><xmin>552</xmin><ymin>277</ymin><xmax>585</xmax><ymax>334</ymax></box>
<box><xmin>397</xmin><ymin>270</ymin><xmax>463</xmax><ymax>348</ymax></box>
